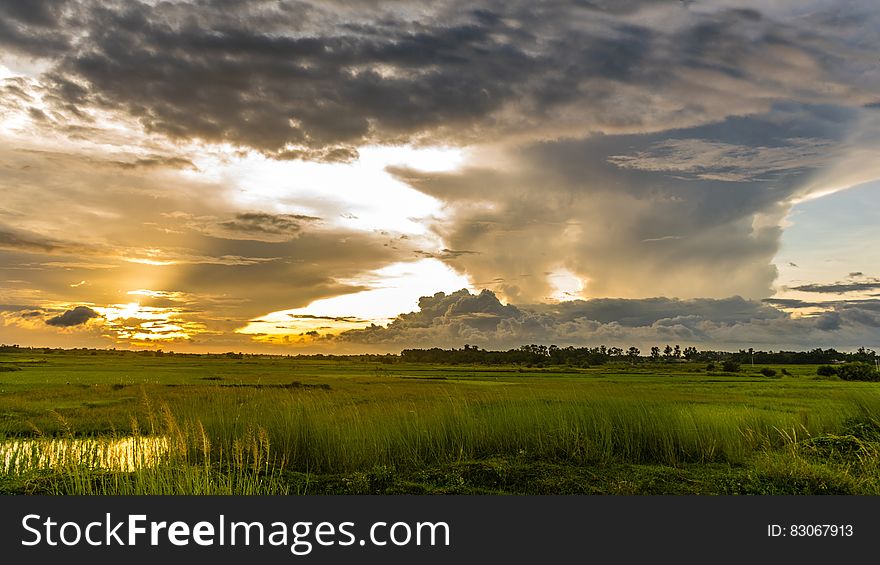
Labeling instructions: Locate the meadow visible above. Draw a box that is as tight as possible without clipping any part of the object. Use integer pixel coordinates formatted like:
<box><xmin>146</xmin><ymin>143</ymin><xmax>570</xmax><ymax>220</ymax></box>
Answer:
<box><xmin>2</xmin><ymin>350</ymin><xmax>880</xmax><ymax>495</ymax></box>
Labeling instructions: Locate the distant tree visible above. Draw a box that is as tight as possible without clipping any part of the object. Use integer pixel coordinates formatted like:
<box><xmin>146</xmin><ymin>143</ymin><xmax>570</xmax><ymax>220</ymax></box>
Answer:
<box><xmin>673</xmin><ymin>345</ymin><xmax>681</xmax><ymax>359</ymax></box>
<box><xmin>722</xmin><ymin>360</ymin><xmax>741</xmax><ymax>373</ymax></box>
<box><xmin>683</xmin><ymin>346</ymin><xmax>698</xmax><ymax>360</ymax></box>
<box><xmin>854</xmin><ymin>347</ymin><xmax>878</xmax><ymax>363</ymax></box>
<box><xmin>663</xmin><ymin>345</ymin><xmax>673</xmax><ymax>360</ymax></box>
<box><xmin>627</xmin><ymin>347</ymin><xmax>640</xmax><ymax>365</ymax></box>
<box><xmin>816</xmin><ymin>365</ymin><xmax>837</xmax><ymax>377</ymax></box>
<box><xmin>650</xmin><ymin>346</ymin><xmax>661</xmax><ymax>362</ymax></box>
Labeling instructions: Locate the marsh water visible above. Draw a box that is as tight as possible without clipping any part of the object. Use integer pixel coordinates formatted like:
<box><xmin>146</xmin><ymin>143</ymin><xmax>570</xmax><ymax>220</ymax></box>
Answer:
<box><xmin>1</xmin><ymin>436</ymin><xmax>171</xmax><ymax>473</ymax></box>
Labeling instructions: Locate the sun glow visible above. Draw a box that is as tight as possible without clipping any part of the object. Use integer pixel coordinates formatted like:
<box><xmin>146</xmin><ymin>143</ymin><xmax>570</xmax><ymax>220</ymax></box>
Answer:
<box><xmin>122</xmin><ymin>258</ymin><xmax>177</xmax><ymax>266</ymax></box>
<box><xmin>96</xmin><ymin>302</ymin><xmax>145</xmax><ymax>321</ymax></box>
<box><xmin>547</xmin><ymin>268</ymin><xmax>585</xmax><ymax>302</ymax></box>
<box><xmin>93</xmin><ymin>301</ymin><xmax>197</xmax><ymax>342</ymax></box>
<box><xmin>127</xmin><ymin>289</ymin><xmax>185</xmax><ymax>299</ymax></box>
<box><xmin>185</xmin><ymin>145</ymin><xmax>465</xmax><ymax>236</ymax></box>
<box><xmin>237</xmin><ymin>258</ymin><xmax>472</xmax><ymax>341</ymax></box>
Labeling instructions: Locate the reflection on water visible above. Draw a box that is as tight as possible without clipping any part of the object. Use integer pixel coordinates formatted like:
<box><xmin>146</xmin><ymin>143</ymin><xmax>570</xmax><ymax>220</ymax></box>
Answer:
<box><xmin>1</xmin><ymin>436</ymin><xmax>170</xmax><ymax>473</ymax></box>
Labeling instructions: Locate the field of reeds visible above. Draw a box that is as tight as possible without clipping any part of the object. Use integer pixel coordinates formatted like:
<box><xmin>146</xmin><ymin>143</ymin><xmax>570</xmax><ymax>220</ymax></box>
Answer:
<box><xmin>2</xmin><ymin>350</ymin><xmax>880</xmax><ymax>495</ymax></box>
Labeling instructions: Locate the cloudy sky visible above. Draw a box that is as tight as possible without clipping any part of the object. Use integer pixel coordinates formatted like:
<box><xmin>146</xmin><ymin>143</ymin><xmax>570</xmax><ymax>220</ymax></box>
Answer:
<box><xmin>1</xmin><ymin>0</ymin><xmax>879</xmax><ymax>353</ymax></box>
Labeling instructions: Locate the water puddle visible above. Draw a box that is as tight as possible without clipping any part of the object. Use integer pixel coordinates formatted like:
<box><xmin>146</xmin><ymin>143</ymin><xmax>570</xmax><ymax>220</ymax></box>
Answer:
<box><xmin>1</xmin><ymin>436</ymin><xmax>171</xmax><ymax>473</ymax></box>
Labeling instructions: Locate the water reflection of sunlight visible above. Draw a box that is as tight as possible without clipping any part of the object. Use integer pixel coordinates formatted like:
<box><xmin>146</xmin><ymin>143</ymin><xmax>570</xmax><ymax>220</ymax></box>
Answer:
<box><xmin>1</xmin><ymin>437</ymin><xmax>170</xmax><ymax>473</ymax></box>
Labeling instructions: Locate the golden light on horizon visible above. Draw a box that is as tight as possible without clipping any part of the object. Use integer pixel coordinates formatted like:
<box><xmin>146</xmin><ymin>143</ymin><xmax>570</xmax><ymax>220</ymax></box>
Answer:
<box><xmin>93</xmin><ymin>301</ymin><xmax>198</xmax><ymax>343</ymax></box>
<box><xmin>236</xmin><ymin>259</ymin><xmax>472</xmax><ymax>342</ymax></box>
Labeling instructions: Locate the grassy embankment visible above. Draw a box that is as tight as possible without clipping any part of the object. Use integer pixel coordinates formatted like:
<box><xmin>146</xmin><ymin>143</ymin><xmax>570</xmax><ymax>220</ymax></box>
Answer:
<box><xmin>1</xmin><ymin>352</ymin><xmax>879</xmax><ymax>494</ymax></box>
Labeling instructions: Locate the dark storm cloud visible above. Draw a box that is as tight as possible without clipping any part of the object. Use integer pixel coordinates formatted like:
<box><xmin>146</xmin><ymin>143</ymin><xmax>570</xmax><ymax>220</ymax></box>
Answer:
<box><xmin>288</xmin><ymin>314</ymin><xmax>369</xmax><ymax>323</ymax></box>
<box><xmin>841</xmin><ymin>308</ymin><xmax>880</xmax><ymax>328</ymax></box>
<box><xmin>414</xmin><ymin>248</ymin><xmax>480</xmax><ymax>260</ymax></box>
<box><xmin>530</xmin><ymin>296</ymin><xmax>784</xmax><ymax>326</ymax></box>
<box><xmin>0</xmin><ymin>304</ymin><xmax>40</xmax><ymax>313</ymax></box>
<box><xmin>340</xmin><ymin>289</ymin><xmax>524</xmax><ymax>339</ymax></box>
<box><xmin>392</xmin><ymin>105</ymin><xmax>856</xmax><ymax>301</ymax></box>
<box><xmin>338</xmin><ymin>288</ymin><xmax>880</xmax><ymax>350</ymax></box>
<box><xmin>20</xmin><ymin>310</ymin><xmax>45</xmax><ymax>318</ymax></box>
<box><xmin>0</xmin><ymin>0</ymin><xmax>74</xmax><ymax>57</ymax></box>
<box><xmin>9</xmin><ymin>147</ymin><xmax>194</xmax><ymax>174</ymax></box>
<box><xmin>762</xmin><ymin>298</ymin><xmax>820</xmax><ymax>309</ymax></box>
<box><xmin>196</xmin><ymin>212</ymin><xmax>322</xmax><ymax>242</ymax></box>
<box><xmin>815</xmin><ymin>311</ymin><xmax>842</xmax><ymax>331</ymax></box>
<box><xmin>6</xmin><ymin>1</ymin><xmax>874</xmax><ymax>158</ymax></box>
<box><xmin>762</xmin><ymin>296</ymin><xmax>880</xmax><ymax>330</ymax></box>
<box><xmin>45</xmin><ymin>305</ymin><xmax>100</xmax><ymax>327</ymax></box>
<box><xmin>0</xmin><ymin>228</ymin><xmax>66</xmax><ymax>254</ymax></box>
<box><xmin>37</xmin><ymin>0</ymin><xmax>533</xmax><ymax>157</ymax></box>
<box><xmin>789</xmin><ymin>279</ymin><xmax>880</xmax><ymax>294</ymax></box>
<box><xmin>111</xmin><ymin>156</ymin><xmax>197</xmax><ymax>170</ymax></box>
<box><xmin>574</xmin><ymin>0</ymin><xmax>680</xmax><ymax>14</ymax></box>
<box><xmin>607</xmin><ymin>137</ymin><xmax>834</xmax><ymax>182</ymax></box>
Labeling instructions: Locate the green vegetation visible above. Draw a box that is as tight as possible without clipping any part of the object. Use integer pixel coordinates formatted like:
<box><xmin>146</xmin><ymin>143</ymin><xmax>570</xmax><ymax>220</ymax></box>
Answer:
<box><xmin>815</xmin><ymin>362</ymin><xmax>880</xmax><ymax>381</ymax></box>
<box><xmin>836</xmin><ymin>362</ymin><xmax>880</xmax><ymax>382</ymax></box>
<box><xmin>2</xmin><ymin>350</ymin><xmax>880</xmax><ymax>495</ymax></box>
<box><xmin>397</xmin><ymin>343</ymin><xmax>878</xmax><ymax>366</ymax></box>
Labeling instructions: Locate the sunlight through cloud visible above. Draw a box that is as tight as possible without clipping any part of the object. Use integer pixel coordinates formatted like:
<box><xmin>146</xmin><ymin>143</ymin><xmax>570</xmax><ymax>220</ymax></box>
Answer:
<box><xmin>186</xmin><ymin>145</ymin><xmax>463</xmax><ymax>236</ymax></box>
<box><xmin>237</xmin><ymin>259</ymin><xmax>472</xmax><ymax>343</ymax></box>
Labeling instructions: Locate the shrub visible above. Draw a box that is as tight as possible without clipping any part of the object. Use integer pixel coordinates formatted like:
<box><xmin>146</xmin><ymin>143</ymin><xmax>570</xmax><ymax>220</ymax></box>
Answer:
<box><xmin>816</xmin><ymin>365</ymin><xmax>837</xmax><ymax>377</ymax></box>
<box><xmin>722</xmin><ymin>360</ymin><xmax>740</xmax><ymax>373</ymax></box>
<box><xmin>705</xmin><ymin>362</ymin><xmax>716</xmax><ymax>371</ymax></box>
<box><xmin>836</xmin><ymin>362</ymin><xmax>879</xmax><ymax>382</ymax></box>
<box><xmin>760</xmin><ymin>368</ymin><xmax>777</xmax><ymax>377</ymax></box>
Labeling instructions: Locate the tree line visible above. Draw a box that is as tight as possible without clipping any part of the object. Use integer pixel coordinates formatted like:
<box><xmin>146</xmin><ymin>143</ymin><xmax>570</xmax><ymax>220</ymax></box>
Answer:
<box><xmin>2</xmin><ymin>343</ymin><xmax>876</xmax><ymax>367</ymax></box>
<box><xmin>399</xmin><ymin>344</ymin><xmax>878</xmax><ymax>367</ymax></box>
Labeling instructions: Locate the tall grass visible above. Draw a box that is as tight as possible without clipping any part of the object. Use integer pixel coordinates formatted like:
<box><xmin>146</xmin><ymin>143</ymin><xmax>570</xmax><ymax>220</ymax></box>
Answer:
<box><xmin>5</xmin><ymin>386</ymin><xmax>880</xmax><ymax>494</ymax></box>
<box><xmin>171</xmin><ymin>387</ymin><xmax>880</xmax><ymax>472</ymax></box>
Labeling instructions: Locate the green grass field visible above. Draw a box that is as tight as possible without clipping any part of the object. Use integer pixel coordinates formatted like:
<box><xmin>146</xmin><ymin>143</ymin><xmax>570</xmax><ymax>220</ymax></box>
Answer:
<box><xmin>2</xmin><ymin>351</ymin><xmax>880</xmax><ymax>495</ymax></box>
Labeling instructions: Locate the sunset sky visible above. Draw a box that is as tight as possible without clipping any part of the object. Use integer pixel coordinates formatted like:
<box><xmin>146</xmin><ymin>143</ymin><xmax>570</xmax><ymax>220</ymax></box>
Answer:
<box><xmin>1</xmin><ymin>0</ymin><xmax>879</xmax><ymax>353</ymax></box>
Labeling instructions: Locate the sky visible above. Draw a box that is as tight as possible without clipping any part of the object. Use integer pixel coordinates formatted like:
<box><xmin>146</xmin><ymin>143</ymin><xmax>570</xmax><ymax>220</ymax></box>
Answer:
<box><xmin>1</xmin><ymin>0</ymin><xmax>879</xmax><ymax>354</ymax></box>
